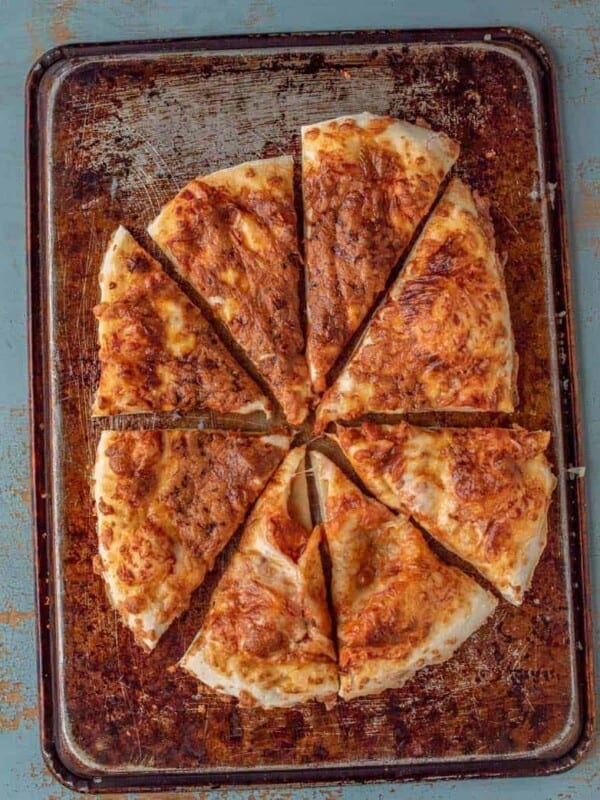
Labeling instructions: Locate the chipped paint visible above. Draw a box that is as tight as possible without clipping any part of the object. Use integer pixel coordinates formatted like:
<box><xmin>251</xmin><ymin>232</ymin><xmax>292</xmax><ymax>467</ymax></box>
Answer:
<box><xmin>581</xmin><ymin>25</ymin><xmax>600</xmax><ymax>76</ymax></box>
<box><xmin>49</xmin><ymin>0</ymin><xmax>77</xmax><ymax>43</ymax></box>
<box><xmin>24</xmin><ymin>0</ymin><xmax>78</xmax><ymax>62</ymax></box>
<box><xmin>574</xmin><ymin>158</ymin><xmax>600</xmax><ymax>231</ymax></box>
<box><xmin>24</xmin><ymin>19</ymin><xmax>44</xmax><ymax>62</ymax></box>
<box><xmin>0</xmin><ymin>627</ymin><xmax>38</xmax><ymax>733</ymax></box>
<box><xmin>0</xmin><ymin>603</ymin><xmax>38</xmax><ymax>734</ymax></box>
<box><xmin>0</xmin><ymin>402</ymin><xmax>37</xmax><ymax>749</ymax></box>
<box><xmin>0</xmin><ymin>680</ymin><xmax>37</xmax><ymax>733</ymax></box>
<box><xmin>0</xmin><ymin>608</ymin><xmax>35</xmax><ymax>629</ymax></box>
<box><xmin>552</xmin><ymin>0</ymin><xmax>597</xmax><ymax>11</ymax></box>
<box><xmin>244</xmin><ymin>0</ymin><xmax>276</xmax><ymax>28</ymax></box>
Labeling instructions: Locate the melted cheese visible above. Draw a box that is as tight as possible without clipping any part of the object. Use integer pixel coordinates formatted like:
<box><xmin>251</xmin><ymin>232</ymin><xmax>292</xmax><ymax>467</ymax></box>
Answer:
<box><xmin>336</xmin><ymin>422</ymin><xmax>556</xmax><ymax>605</ymax></box>
<box><xmin>148</xmin><ymin>157</ymin><xmax>312</xmax><ymax>426</ymax></box>
<box><xmin>180</xmin><ymin>448</ymin><xmax>339</xmax><ymax>708</ymax></box>
<box><xmin>92</xmin><ymin>226</ymin><xmax>270</xmax><ymax>417</ymax></box>
<box><xmin>301</xmin><ymin>112</ymin><xmax>460</xmax><ymax>393</ymax></box>
<box><xmin>93</xmin><ymin>429</ymin><xmax>289</xmax><ymax>650</ymax></box>
<box><xmin>317</xmin><ymin>178</ymin><xmax>518</xmax><ymax>427</ymax></box>
<box><xmin>311</xmin><ymin>452</ymin><xmax>497</xmax><ymax>700</ymax></box>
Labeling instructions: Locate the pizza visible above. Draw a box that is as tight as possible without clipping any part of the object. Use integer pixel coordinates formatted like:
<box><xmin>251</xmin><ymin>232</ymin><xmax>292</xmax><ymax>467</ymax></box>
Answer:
<box><xmin>89</xmin><ymin>113</ymin><xmax>557</xmax><ymax>709</ymax></box>
<box><xmin>147</xmin><ymin>156</ymin><xmax>311</xmax><ymax>425</ymax></box>
<box><xmin>93</xmin><ymin>429</ymin><xmax>289</xmax><ymax>650</ymax></box>
<box><xmin>311</xmin><ymin>451</ymin><xmax>497</xmax><ymax>700</ymax></box>
<box><xmin>335</xmin><ymin>421</ymin><xmax>556</xmax><ymax>604</ymax></box>
<box><xmin>317</xmin><ymin>177</ymin><xmax>517</xmax><ymax>429</ymax></box>
<box><xmin>180</xmin><ymin>447</ymin><xmax>338</xmax><ymax>708</ymax></box>
<box><xmin>93</xmin><ymin>226</ymin><xmax>270</xmax><ymax>417</ymax></box>
<box><xmin>302</xmin><ymin>112</ymin><xmax>459</xmax><ymax>393</ymax></box>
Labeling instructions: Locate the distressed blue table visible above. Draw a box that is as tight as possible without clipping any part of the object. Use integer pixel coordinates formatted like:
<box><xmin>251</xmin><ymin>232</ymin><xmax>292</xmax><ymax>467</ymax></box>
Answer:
<box><xmin>1</xmin><ymin>1</ymin><xmax>597</xmax><ymax>798</ymax></box>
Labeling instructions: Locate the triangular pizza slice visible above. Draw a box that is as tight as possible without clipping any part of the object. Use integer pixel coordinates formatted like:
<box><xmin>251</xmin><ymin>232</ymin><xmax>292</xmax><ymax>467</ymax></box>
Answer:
<box><xmin>335</xmin><ymin>422</ymin><xmax>556</xmax><ymax>605</ymax></box>
<box><xmin>317</xmin><ymin>177</ymin><xmax>517</xmax><ymax>428</ymax></box>
<box><xmin>93</xmin><ymin>429</ymin><xmax>289</xmax><ymax>650</ymax></box>
<box><xmin>180</xmin><ymin>447</ymin><xmax>338</xmax><ymax>708</ymax></box>
<box><xmin>148</xmin><ymin>157</ymin><xmax>312</xmax><ymax>425</ymax></box>
<box><xmin>93</xmin><ymin>226</ymin><xmax>270</xmax><ymax>417</ymax></box>
<box><xmin>302</xmin><ymin>112</ymin><xmax>459</xmax><ymax>393</ymax></box>
<box><xmin>311</xmin><ymin>452</ymin><xmax>497</xmax><ymax>700</ymax></box>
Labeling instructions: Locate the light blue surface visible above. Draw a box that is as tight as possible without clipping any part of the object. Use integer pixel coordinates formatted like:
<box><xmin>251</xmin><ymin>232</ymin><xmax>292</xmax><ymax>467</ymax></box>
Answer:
<box><xmin>0</xmin><ymin>1</ymin><xmax>597</xmax><ymax>797</ymax></box>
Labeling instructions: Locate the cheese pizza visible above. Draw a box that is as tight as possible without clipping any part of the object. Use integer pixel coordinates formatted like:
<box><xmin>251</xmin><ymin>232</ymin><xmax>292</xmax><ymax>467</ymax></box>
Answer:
<box><xmin>93</xmin><ymin>226</ymin><xmax>269</xmax><ymax>417</ymax></box>
<box><xmin>148</xmin><ymin>157</ymin><xmax>311</xmax><ymax>425</ymax></box>
<box><xmin>335</xmin><ymin>422</ymin><xmax>556</xmax><ymax>604</ymax></box>
<box><xmin>311</xmin><ymin>452</ymin><xmax>497</xmax><ymax>700</ymax></box>
<box><xmin>180</xmin><ymin>447</ymin><xmax>338</xmax><ymax>708</ymax></box>
<box><xmin>317</xmin><ymin>178</ymin><xmax>517</xmax><ymax>428</ymax></box>
<box><xmin>302</xmin><ymin>112</ymin><xmax>459</xmax><ymax>393</ymax></box>
<box><xmin>93</xmin><ymin>429</ymin><xmax>288</xmax><ymax>650</ymax></box>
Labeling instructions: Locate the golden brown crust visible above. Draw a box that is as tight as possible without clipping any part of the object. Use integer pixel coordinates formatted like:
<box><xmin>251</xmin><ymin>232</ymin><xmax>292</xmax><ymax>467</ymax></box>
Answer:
<box><xmin>148</xmin><ymin>158</ymin><xmax>311</xmax><ymax>425</ymax></box>
<box><xmin>94</xmin><ymin>430</ymin><xmax>288</xmax><ymax>649</ymax></box>
<box><xmin>201</xmin><ymin>537</ymin><xmax>333</xmax><ymax>666</ymax></box>
<box><xmin>180</xmin><ymin>448</ymin><xmax>338</xmax><ymax>707</ymax></box>
<box><xmin>317</xmin><ymin>178</ymin><xmax>517</xmax><ymax>427</ymax></box>
<box><xmin>314</xmin><ymin>453</ymin><xmax>496</xmax><ymax>699</ymax></box>
<box><xmin>336</xmin><ymin>421</ymin><xmax>556</xmax><ymax>604</ymax></box>
<box><xmin>93</xmin><ymin>227</ymin><xmax>268</xmax><ymax>417</ymax></box>
<box><xmin>302</xmin><ymin>113</ymin><xmax>459</xmax><ymax>392</ymax></box>
<box><xmin>336</xmin><ymin>524</ymin><xmax>487</xmax><ymax>665</ymax></box>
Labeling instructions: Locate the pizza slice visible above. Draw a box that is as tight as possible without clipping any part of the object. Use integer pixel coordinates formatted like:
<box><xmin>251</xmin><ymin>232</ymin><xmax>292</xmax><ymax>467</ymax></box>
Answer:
<box><xmin>180</xmin><ymin>447</ymin><xmax>338</xmax><ymax>708</ymax></box>
<box><xmin>93</xmin><ymin>429</ymin><xmax>289</xmax><ymax>650</ymax></box>
<box><xmin>311</xmin><ymin>452</ymin><xmax>497</xmax><ymax>700</ymax></box>
<box><xmin>148</xmin><ymin>156</ymin><xmax>311</xmax><ymax>425</ymax></box>
<box><xmin>93</xmin><ymin>226</ymin><xmax>270</xmax><ymax>417</ymax></box>
<box><xmin>317</xmin><ymin>177</ymin><xmax>518</xmax><ymax>428</ymax></box>
<box><xmin>335</xmin><ymin>421</ymin><xmax>556</xmax><ymax>605</ymax></box>
<box><xmin>302</xmin><ymin>111</ymin><xmax>459</xmax><ymax>393</ymax></box>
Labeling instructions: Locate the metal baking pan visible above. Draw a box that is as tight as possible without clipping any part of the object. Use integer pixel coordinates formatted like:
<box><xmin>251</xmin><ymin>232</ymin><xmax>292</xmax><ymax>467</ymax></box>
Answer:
<box><xmin>26</xmin><ymin>27</ymin><xmax>594</xmax><ymax>793</ymax></box>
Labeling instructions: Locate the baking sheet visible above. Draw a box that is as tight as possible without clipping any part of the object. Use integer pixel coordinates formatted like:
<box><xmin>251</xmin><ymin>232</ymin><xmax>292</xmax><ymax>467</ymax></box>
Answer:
<box><xmin>26</xmin><ymin>28</ymin><xmax>594</xmax><ymax>792</ymax></box>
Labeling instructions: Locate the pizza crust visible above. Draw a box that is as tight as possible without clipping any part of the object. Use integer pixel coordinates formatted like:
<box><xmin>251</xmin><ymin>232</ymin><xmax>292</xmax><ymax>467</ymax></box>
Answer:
<box><xmin>93</xmin><ymin>226</ymin><xmax>270</xmax><ymax>417</ymax></box>
<box><xmin>180</xmin><ymin>448</ymin><xmax>339</xmax><ymax>707</ymax></box>
<box><xmin>148</xmin><ymin>157</ymin><xmax>312</xmax><ymax>425</ymax></box>
<box><xmin>302</xmin><ymin>111</ymin><xmax>460</xmax><ymax>393</ymax></box>
<box><xmin>317</xmin><ymin>177</ymin><xmax>518</xmax><ymax>428</ymax></box>
<box><xmin>93</xmin><ymin>429</ymin><xmax>289</xmax><ymax>650</ymax></box>
<box><xmin>335</xmin><ymin>422</ymin><xmax>556</xmax><ymax>605</ymax></box>
<box><xmin>337</xmin><ymin>595</ymin><xmax>497</xmax><ymax>700</ymax></box>
<box><xmin>192</xmin><ymin>156</ymin><xmax>295</xmax><ymax>201</ymax></box>
<box><xmin>311</xmin><ymin>452</ymin><xmax>497</xmax><ymax>700</ymax></box>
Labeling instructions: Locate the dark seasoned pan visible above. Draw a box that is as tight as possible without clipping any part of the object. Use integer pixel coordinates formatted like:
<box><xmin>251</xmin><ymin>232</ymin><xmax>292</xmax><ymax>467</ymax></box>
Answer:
<box><xmin>26</xmin><ymin>27</ymin><xmax>594</xmax><ymax>792</ymax></box>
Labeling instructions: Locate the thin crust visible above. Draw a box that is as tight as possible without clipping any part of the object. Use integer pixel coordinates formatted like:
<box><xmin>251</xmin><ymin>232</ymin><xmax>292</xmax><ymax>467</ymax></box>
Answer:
<box><xmin>302</xmin><ymin>112</ymin><xmax>460</xmax><ymax>392</ymax></box>
<box><xmin>148</xmin><ymin>157</ymin><xmax>312</xmax><ymax>425</ymax></box>
<box><xmin>317</xmin><ymin>177</ymin><xmax>518</xmax><ymax>428</ymax></box>
<box><xmin>180</xmin><ymin>448</ymin><xmax>338</xmax><ymax>708</ymax></box>
<box><xmin>93</xmin><ymin>429</ymin><xmax>289</xmax><ymax>650</ymax></box>
<box><xmin>311</xmin><ymin>452</ymin><xmax>497</xmax><ymax>700</ymax></box>
<box><xmin>93</xmin><ymin>226</ymin><xmax>270</xmax><ymax>417</ymax></box>
<box><xmin>335</xmin><ymin>422</ymin><xmax>556</xmax><ymax>605</ymax></box>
